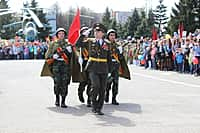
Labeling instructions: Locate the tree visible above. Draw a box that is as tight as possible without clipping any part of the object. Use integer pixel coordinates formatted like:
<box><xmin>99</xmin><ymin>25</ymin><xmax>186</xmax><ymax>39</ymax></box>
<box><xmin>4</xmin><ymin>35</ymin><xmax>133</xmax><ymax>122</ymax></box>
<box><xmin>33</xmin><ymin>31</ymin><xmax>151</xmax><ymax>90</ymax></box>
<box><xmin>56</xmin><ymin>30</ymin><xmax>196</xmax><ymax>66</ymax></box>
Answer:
<box><xmin>153</xmin><ymin>0</ymin><xmax>168</xmax><ymax>36</ymax></box>
<box><xmin>127</xmin><ymin>8</ymin><xmax>141</xmax><ymax>37</ymax></box>
<box><xmin>168</xmin><ymin>0</ymin><xmax>200</xmax><ymax>34</ymax></box>
<box><xmin>101</xmin><ymin>7</ymin><xmax>112</xmax><ymax>29</ymax></box>
<box><xmin>0</xmin><ymin>0</ymin><xmax>15</xmax><ymax>39</ymax></box>
<box><xmin>135</xmin><ymin>10</ymin><xmax>151</xmax><ymax>38</ymax></box>
<box><xmin>110</xmin><ymin>18</ymin><xmax>117</xmax><ymax>30</ymax></box>
<box><xmin>147</xmin><ymin>9</ymin><xmax>155</xmax><ymax>30</ymax></box>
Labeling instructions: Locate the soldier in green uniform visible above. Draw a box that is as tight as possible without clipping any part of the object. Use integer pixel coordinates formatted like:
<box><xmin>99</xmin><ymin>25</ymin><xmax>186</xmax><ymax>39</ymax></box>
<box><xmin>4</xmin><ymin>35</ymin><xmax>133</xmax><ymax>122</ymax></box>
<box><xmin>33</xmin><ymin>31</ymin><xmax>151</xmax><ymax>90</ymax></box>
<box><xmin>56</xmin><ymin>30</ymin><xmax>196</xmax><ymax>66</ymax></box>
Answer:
<box><xmin>105</xmin><ymin>29</ymin><xmax>123</xmax><ymax>105</ymax></box>
<box><xmin>76</xmin><ymin>26</ymin><xmax>92</xmax><ymax>107</ymax></box>
<box><xmin>83</xmin><ymin>23</ymin><xmax>112</xmax><ymax>115</ymax></box>
<box><xmin>45</xmin><ymin>28</ymin><xmax>72</xmax><ymax>108</ymax></box>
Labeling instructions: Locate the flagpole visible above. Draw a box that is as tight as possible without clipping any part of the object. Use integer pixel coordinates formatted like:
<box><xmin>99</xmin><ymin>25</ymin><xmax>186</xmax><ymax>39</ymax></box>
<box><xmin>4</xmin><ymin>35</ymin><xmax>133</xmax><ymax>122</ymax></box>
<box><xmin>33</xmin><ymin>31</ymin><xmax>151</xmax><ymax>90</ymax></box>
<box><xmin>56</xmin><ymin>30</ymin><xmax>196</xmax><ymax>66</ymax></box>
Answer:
<box><xmin>80</xmin><ymin>47</ymin><xmax>83</xmax><ymax>72</ymax></box>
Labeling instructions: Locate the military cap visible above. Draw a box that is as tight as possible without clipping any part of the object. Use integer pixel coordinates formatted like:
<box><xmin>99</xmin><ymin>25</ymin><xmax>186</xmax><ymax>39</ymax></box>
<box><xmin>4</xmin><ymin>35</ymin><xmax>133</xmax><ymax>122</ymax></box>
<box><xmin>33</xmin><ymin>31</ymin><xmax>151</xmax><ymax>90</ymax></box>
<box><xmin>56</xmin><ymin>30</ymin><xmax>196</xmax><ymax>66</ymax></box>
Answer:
<box><xmin>56</xmin><ymin>28</ymin><xmax>66</xmax><ymax>37</ymax></box>
<box><xmin>80</xmin><ymin>26</ymin><xmax>89</xmax><ymax>34</ymax></box>
<box><xmin>107</xmin><ymin>29</ymin><xmax>117</xmax><ymax>38</ymax></box>
<box><xmin>93</xmin><ymin>23</ymin><xmax>107</xmax><ymax>33</ymax></box>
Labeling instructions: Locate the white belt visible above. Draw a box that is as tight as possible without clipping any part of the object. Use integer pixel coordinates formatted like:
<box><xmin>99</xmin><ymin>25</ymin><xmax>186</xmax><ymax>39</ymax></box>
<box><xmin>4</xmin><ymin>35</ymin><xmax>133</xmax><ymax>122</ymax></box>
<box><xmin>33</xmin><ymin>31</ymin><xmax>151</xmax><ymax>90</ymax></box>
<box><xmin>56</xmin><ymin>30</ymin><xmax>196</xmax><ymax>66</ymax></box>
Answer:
<box><xmin>112</xmin><ymin>59</ymin><xmax>117</xmax><ymax>62</ymax></box>
<box><xmin>56</xmin><ymin>58</ymin><xmax>64</xmax><ymax>61</ymax></box>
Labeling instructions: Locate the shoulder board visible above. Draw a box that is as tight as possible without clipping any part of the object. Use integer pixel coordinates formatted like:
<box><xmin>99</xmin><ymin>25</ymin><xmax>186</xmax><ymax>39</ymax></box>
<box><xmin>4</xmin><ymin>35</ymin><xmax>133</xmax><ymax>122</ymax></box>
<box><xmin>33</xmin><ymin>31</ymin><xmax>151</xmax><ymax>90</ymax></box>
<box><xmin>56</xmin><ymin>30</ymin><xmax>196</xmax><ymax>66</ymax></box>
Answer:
<box><xmin>83</xmin><ymin>38</ymin><xmax>95</xmax><ymax>43</ymax></box>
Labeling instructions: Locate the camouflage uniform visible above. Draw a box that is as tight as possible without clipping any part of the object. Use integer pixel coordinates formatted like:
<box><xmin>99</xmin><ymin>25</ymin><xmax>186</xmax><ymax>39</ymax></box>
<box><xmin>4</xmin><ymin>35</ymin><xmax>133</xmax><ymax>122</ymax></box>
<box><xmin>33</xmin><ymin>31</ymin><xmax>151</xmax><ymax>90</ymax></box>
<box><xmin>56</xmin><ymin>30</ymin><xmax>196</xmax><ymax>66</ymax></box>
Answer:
<box><xmin>45</xmin><ymin>39</ymin><xmax>72</xmax><ymax>107</ymax></box>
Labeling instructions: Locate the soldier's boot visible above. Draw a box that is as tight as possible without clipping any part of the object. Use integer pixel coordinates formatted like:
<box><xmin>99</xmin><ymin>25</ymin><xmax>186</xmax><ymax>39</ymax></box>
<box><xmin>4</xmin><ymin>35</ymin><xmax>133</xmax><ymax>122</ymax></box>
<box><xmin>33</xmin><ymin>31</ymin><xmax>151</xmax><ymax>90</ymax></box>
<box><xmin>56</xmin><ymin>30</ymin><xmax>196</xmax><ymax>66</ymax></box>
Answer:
<box><xmin>78</xmin><ymin>93</ymin><xmax>85</xmax><ymax>103</ymax></box>
<box><xmin>112</xmin><ymin>96</ymin><xmax>119</xmax><ymax>105</ymax></box>
<box><xmin>87</xmin><ymin>97</ymin><xmax>91</xmax><ymax>107</ymax></box>
<box><xmin>55</xmin><ymin>95</ymin><xmax>60</xmax><ymax>107</ymax></box>
<box><xmin>61</xmin><ymin>96</ymin><xmax>67</xmax><ymax>108</ymax></box>
<box><xmin>104</xmin><ymin>91</ymin><xmax>109</xmax><ymax>103</ymax></box>
<box><xmin>96</xmin><ymin>109</ymin><xmax>104</xmax><ymax>115</ymax></box>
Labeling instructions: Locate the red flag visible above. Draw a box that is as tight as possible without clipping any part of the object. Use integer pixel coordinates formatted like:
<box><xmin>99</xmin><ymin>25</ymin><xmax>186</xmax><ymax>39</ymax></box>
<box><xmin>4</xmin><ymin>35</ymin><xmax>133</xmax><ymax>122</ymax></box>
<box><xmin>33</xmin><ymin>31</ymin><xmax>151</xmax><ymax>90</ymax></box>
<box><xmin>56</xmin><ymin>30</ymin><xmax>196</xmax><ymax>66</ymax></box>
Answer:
<box><xmin>68</xmin><ymin>9</ymin><xmax>81</xmax><ymax>46</ymax></box>
<box><xmin>152</xmin><ymin>27</ymin><xmax>157</xmax><ymax>40</ymax></box>
<box><xmin>178</xmin><ymin>22</ymin><xmax>184</xmax><ymax>38</ymax></box>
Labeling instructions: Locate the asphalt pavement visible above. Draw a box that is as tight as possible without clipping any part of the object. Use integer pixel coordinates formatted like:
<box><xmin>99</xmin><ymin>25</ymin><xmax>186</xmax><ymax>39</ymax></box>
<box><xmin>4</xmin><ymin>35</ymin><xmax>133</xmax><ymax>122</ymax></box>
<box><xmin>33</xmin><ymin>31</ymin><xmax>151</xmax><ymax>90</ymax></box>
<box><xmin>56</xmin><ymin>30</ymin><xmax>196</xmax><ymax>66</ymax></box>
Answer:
<box><xmin>0</xmin><ymin>60</ymin><xmax>200</xmax><ymax>133</ymax></box>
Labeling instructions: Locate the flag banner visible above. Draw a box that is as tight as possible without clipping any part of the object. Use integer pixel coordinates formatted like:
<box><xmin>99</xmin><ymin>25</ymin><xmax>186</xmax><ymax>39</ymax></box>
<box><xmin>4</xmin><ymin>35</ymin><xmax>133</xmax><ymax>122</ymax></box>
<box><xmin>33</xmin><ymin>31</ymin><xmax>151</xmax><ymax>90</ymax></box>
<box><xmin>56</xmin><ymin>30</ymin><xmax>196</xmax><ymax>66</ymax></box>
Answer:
<box><xmin>68</xmin><ymin>9</ymin><xmax>81</xmax><ymax>46</ymax></box>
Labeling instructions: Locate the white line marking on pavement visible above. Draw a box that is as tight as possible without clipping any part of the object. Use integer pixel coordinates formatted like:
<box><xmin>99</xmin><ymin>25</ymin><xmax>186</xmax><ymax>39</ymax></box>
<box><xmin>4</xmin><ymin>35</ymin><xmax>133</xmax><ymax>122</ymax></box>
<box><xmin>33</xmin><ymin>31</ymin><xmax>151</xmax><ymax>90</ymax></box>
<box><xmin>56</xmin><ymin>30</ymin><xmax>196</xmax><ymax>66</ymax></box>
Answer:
<box><xmin>133</xmin><ymin>72</ymin><xmax>200</xmax><ymax>88</ymax></box>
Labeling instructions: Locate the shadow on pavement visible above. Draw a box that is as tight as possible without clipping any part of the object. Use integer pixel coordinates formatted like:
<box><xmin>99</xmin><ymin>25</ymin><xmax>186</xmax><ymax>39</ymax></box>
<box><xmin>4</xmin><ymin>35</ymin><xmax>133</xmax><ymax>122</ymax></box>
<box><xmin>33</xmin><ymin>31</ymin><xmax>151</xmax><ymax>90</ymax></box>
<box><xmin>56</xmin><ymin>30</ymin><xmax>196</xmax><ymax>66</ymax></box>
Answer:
<box><xmin>93</xmin><ymin>103</ymin><xmax>141</xmax><ymax>127</ymax></box>
<box><xmin>47</xmin><ymin>103</ymin><xmax>141</xmax><ymax>127</ymax></box>
<box><xmin>104</xmin><ymin>102</ymin><xmax>142</xmax><ymax>114</ymax></box>
<box><xmin>47</xmin><ymin>104</ymin><xmax>90</xmax><ymax>116</ymax></box>
<box><xmin>95</xmin><ymin>114</ymin><xmax>136</xmax><ymax>127</ymax></box>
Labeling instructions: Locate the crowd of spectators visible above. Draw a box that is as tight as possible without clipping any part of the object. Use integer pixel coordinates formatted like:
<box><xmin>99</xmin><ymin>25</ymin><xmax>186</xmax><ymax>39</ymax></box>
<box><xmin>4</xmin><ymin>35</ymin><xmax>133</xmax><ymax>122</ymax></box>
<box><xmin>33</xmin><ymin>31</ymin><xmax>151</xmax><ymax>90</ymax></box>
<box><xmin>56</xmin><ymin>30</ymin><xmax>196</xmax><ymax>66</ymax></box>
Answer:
<box><xmin>125</xmin><ymin>30</ymin><xmax>200</xmax><ymax>76</ymax></box>
<box><xmin>0</xmin><ymin>39</ymin><xmax>48</xmax><ymax>60</ymax></box>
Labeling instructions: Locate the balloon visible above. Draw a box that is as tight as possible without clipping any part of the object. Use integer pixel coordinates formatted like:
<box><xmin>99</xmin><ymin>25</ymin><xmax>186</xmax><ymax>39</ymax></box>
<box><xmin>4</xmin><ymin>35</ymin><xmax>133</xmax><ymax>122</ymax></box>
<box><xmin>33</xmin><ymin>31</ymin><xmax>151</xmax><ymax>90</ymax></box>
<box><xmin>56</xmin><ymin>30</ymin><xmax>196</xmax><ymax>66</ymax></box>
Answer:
<box><xmin>192</xmin><ymin>57</ymin><xmax>198</xmax><ymax>65</ymax></box>
<box><xmin>138</xmin><ymin>55</ymin><xmax>144</xmax><ymax>60</ymax></box>
<box><xmin>165</xmin><ymin>34</ymin><xmax>171</xmax><ymax>40</ymax></box>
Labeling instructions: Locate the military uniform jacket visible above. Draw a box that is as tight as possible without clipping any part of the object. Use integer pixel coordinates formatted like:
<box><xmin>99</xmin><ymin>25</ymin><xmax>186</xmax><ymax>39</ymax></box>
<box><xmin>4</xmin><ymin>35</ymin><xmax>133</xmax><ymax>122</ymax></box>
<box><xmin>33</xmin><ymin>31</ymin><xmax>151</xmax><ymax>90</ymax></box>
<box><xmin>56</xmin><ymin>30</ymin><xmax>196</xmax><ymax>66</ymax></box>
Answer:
<box><xmin>85</xmin><ymin>38</ymin><xmax>112</xmax><ymax>74</ymax></box>
<box><xmin>71</xmin><ymin>36</ymin><xmax>90</xmax><ymax>82</ymax></box>
<box><xmin>110</xmin><ymin>42</ymin><xmax>131</xmax><ymax>80</ymax></box>
<box><xmin>110</xmin><ymin>42</ymin><xmax>122</xmax><ymax>71</ymax></box>
<box><xmin>40</xmin><ymin>39</ymin><xmax>72</xmax><ymax>77</ymax></box>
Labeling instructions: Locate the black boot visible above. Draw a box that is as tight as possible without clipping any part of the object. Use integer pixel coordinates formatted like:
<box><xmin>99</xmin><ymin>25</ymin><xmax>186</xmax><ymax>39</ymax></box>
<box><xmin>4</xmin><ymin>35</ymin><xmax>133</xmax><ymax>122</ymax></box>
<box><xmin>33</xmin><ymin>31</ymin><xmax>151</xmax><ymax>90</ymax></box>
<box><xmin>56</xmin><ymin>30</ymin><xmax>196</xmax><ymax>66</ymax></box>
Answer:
<box><xmin>61</xmin><ymin>96</ymin><xmax>67</xmax><ymax>108</ymax></box>
<box><xmin>96</xmin><ymin>109</ymin><xmax>104</xmax><ymax>115</ymax></box>
<box><xmin>55</xmin><ymin>95</ymin><xmax>60</xmax><ymax>107</ymax></box>
<box><xmin>104</xmin><ymin>91</ymin><xmax>109</xmax><ymax>103</ymax></box>
<box><xmin>87</xmin><ymin>97</ymin><xmax>91</xmax><ymax>107</ymax></box>
<box><xmin>112</xmin><ymin>96</ymin><xmax>119</xmax><ymax>105</ymax></box>
<box><xmin>78</xmin><ymin>93</ymin><xmax>85</xmax><ymax>103</ymax></box>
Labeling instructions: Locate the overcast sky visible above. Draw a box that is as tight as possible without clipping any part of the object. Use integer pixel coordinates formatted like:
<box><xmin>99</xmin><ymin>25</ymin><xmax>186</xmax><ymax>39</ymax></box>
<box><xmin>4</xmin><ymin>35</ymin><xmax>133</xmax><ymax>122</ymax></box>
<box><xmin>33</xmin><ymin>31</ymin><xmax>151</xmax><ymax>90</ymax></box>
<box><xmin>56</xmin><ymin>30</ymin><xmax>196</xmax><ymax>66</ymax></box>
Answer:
<box><xmin>8</xmin><ymin>0</ymin><xmax>179</xmax><ymax>16</ymax></box>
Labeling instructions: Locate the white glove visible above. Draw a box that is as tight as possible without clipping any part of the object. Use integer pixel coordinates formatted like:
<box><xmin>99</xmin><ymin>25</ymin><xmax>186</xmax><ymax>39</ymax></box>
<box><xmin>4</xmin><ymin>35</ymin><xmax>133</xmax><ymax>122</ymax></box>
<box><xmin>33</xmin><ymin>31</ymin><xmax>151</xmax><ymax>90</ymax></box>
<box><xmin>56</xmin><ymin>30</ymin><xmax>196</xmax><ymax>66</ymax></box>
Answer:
<box><xmin>66</xmin><ymin>46</ymin><xmax>72</xmax><ymax>53</ymax></box>
<box><xmin>108</xmin><ymin>73</ymin><xmax>111</xmax><ymax>77</ymax></box>
<box><xmin>78</xmin><ymin>56</ymin><xmax>83</xmax><ymax>65</ymax></box>
<box><xmin>82</xmin><ymin>28</ymin><xmax>92</xmax><ymax>37</ymax></box>
<box><xmin>118</xmin><ymin>46</ymin><xmax>123</xmax><ymax>54</ymax></box>
<box><xmin>53</xmin><ymin>53</ymin><xmax>59</xmax><ymax>59</ymax></box>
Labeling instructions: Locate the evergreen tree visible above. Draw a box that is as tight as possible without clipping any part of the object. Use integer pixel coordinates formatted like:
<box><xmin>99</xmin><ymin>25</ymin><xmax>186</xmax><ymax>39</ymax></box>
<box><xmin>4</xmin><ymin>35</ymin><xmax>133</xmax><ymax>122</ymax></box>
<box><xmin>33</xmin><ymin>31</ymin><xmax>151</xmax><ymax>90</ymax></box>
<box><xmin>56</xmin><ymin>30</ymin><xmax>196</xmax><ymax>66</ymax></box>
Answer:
<box><xmin>127</xmin><ymin>8</ymin><xmax>141</xmax><ymax>37</ymax></box>
<box><xmin>168</xmin><ymin>0</ymin><xmax>200</xmax><ymax>33</ymax></box>
<box><xmin>0</xmin><ymin>0</ymin><xmax>15</xmax><ymax>39</ymax></box>
<box><xmin>153</xmin><ymin>0</ymin><xmax>168</xmax><ymax>36</ymax></box>
<box><xmin>147</xmin><ymin>9</ymin><xmax>155</xmax><ymax>30</ymax></box>
<box><xmin>110</xmin><ymin>18</ymin><xmax>117</xmax><ymax>30</ymax></box>
<box><xmin>193</xmin><ymin>0</ymin><xmax>200</xmax><ymax>29</ymax></box>
<box><xmin>37</xmin><ymin>10</ymin><xmax>52</xmax><ymax>41</ymax></box>
<box><xmin>135</xmin><ymin>10</ymin><xmax>151</xmax><ymax>38</ymax></box>
<box><xmin>30</xmin><ymin>0</ymin><xmax>38</xmax><ymax>11</ymax></box>
<box><xmin>101</xmin><ymin>7</ymin><xmax>112</xmax><ymax>29</ymax></box>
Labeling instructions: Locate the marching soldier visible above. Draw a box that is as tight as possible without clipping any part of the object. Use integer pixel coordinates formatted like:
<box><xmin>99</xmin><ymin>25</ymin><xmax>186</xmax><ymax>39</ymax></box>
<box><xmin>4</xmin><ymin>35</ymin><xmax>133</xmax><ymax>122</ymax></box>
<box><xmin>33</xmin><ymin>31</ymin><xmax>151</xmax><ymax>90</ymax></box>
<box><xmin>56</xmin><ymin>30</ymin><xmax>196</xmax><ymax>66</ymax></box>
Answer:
<box><xmin>76</xmin><ymin>26</ymin><xmax>92</xmax><ymax>107</ymax></box>
<box><xmin>41</xmin><ymin>28</ymin><xmax>72</xmax><ymax>108</ymax></box>
<box><xmin>105</xmin><ymin>29</ymin><xmax>131</xmax><ymax>105</ymax></box>
<box><xmin>105</xmin><ymin>29</ymin><xmax>122</xmax><ymax>105</ymax></box>
<box><xmin>80</xmin><ymin>23</ymin><xmax>112</xmax><ymax>115</ymax></box>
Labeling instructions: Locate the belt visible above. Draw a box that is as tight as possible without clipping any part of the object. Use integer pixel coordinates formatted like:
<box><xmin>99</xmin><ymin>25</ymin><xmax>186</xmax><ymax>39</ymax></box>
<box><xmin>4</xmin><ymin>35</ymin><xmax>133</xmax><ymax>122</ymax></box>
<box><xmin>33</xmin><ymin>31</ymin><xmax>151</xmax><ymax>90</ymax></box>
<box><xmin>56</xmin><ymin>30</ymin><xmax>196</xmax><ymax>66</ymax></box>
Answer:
<box><xmin>56</xmin><ymin>58</ymin><xmax>64</xmax><ymax>61</ymax></box>
<box><xmin>112</xmin><ymin>59</ymin><xmax>117</xmax><ymax>62</ymax></box>
<box><xmin>89</xmin><ymin>57</ymin><xmax>107</xmax><ymax>62</ymax></box>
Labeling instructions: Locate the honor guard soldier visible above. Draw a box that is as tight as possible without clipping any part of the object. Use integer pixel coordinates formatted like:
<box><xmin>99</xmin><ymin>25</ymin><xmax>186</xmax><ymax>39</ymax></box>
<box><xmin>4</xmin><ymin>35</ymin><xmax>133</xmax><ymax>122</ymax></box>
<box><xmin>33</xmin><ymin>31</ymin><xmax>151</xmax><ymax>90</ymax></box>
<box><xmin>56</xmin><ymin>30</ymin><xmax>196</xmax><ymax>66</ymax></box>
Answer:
<box><xmin>76</xmin><ymin>26</ymin><xmax>92</xmax><ymax>107</ymax></box>
<box><xmin>105</xmin><ymin>29</ymin><xmax>122</xmax><ymax>105</ymax></box>
<box><xmin>44</xmin><ymin>28</ymin><xmax>72</xmax><ymax>108</ymax></box>
<box><xmin>83</xmin><ymin>23</ymin><xmax>112</xmax><ymax>115</ymax></box>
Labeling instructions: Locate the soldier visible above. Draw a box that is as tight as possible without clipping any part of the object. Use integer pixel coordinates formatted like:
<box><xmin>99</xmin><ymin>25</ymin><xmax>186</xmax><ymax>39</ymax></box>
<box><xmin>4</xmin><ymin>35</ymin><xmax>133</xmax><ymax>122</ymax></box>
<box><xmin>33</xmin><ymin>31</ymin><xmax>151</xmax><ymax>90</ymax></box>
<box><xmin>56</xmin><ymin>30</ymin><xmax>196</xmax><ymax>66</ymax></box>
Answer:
<box><xmin>105</xmin><ymin>29</ymin><xmax>123</xmax><ymax>105</ymax></box>
<box><xmin>83</xmin><ymin>23</ymin><xmax>111</xmax><ymax>115</ymax></box>
<box><xmin>45</xmin><ymin>28</ymin><xmax>72</xmax><ymax>108</ymax></box>
<box><xmin>76</xmin><ymin>26</ymin><xmax>92</xmax><ymax>107</ymax></box>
